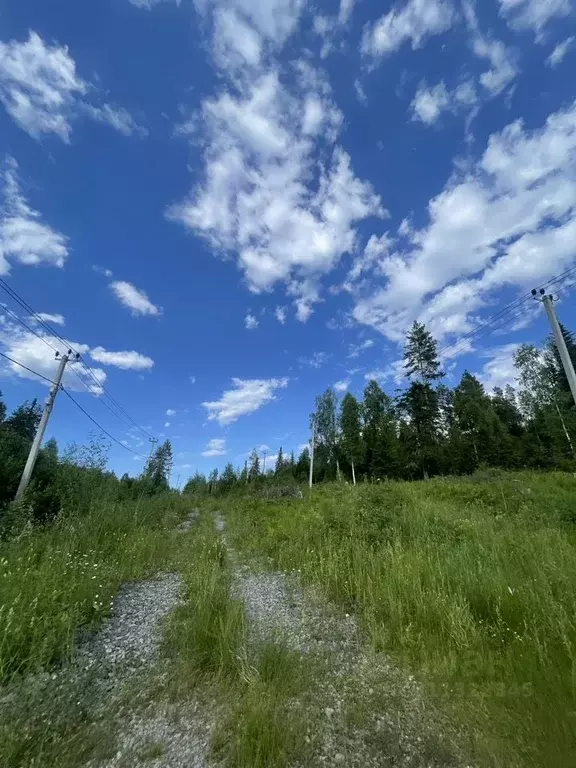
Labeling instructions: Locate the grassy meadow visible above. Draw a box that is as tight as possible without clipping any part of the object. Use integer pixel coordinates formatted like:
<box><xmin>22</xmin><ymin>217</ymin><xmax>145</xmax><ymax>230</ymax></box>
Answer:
<box><xmin>220</xmin><ymin>470</ymin><xmax>576</xmax><ymax>768</ymax></box>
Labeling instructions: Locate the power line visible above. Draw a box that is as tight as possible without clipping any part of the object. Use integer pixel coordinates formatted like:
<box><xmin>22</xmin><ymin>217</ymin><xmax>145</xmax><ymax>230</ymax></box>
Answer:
<box><xmin>0</xmin><ymin>303</ymin><xmax>59</xmax><ymax>353</ymax></box>
<box><xmin>0</xmin><ymin>278</ymin><xmax>155</xmax><ymax>442</ymax></box>
<box><xmin>62</xmin><ymin>388</ymin><xmax>148</xmax><ymax>459</ymax></box>
<box><xmin>0</xmin><ymin>351</ymin><xmax>57</xmax><ymax>386</ymax></box>
<box><xmin>439</xmin><ymin>265</ymin><xmax>576</xmax><ymax>359</ymax></box>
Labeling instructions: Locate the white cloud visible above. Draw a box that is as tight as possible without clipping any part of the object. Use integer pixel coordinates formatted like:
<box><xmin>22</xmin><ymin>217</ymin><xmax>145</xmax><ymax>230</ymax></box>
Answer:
<box><xmin>338</xmin><ymin>0</ymin><xmax>355</xmax><ymax>25</ymax></box>
<box><xmin>90</xmin><ymin>346</ymin><xmax>154</xmax><ymax>371</ymax></box>
<box><xmin>477</xmin><ymin>344</ymin><xmax>520</xmax><ymax>392</ymax></box>
<box><xmin>129</xmin><ymin>0</ymin><xmax>180</xmax><ymax>7</ymax></box>
<box><xmin>334</xmin><ymin>379</ymin><xmax>350</xmax><ymax>392</ymax></box>
<box><xmin>164</xmin><ymin>421</ymin><xmax>171</xmax><ymax>428</ymax></box>
<box><xmin>92</xmin><ymin>264</ymin><xmax>114</xmax><ymax>278</ymax></box>
<box><xmin>189</xmin><ymin>375</ymin><xmax>196</xmax><ymax>384</ymax></box>
<box><xmin>196</xmin><ymin>0</ymin><xmax>304</xmax><ymax>47</ymax></box>
<box><xmin>547</xmin><ymin>36</ymin><xmax>574</xmax><ymax>67</ymax></box>
<box><xmin>81</xmin><ymin>104</ymin><xmax>146</xmax><ymax>137</ymax></box>
<box><xmin>202</xmin><ymin>377</ymin><xmax>288</xmax><ymax>425</ymax></box>
<box><xmin>361</xmin><ymin>0</ymin><xmax>455</xmax><ymax>58</ymax></box>
<box><xmin>168</xmin><ymin>63</ymin><xmax>382</xmax><ymax>320</ymax></box>
<box><xmin>202</xmin><ymin>437</ymin><xmax>227</xmax><ymax>457</ymax></box>
<box><xmin>411</xmin><ymin>79</ymin><xmax>478</xmax><ymax>125</ymax></box>
<box><xmin>213</xmin><ymin>8</ymin><xmax>262</xmax><ymax>69</ymax></box>
<box><xmin>354</xmin><ymin>79</ymin><xmax>367</xmax><ymax>105</ymax></box>
<box><xmin>349</xmin><ymin>339</ymin><xmax>375</xmax><ymax>358</ymax></box>
<box><xmin>298</xmin><ymin>351</ymin><xmax>330</xmax><ymax>369</ymax></box>
<box><xmin>0</xmin><ymin>31</ymin><xmax>141</xmax><ymax>141</ymax></box>
<box><xmin>110</xmin><ymin>281</ymin><xmax>162</xmax><ymax>317</ymax></box>
<box><xmin>0</xmin><ymin>312</ymin><xmax>105</xmax><ymax>393</ymax></box>
<box><xmin>472</xmin><ymin>36</ymin><xmax>518</xmax><ymax>96</ymax></box>
<box><xmin>35</xmin><ymin>312</ymin><xmax>65</xmax><ymax>326</ymax></box>
<box><xmin>245</xmin><ymin>312</ymin><xmax>259</xmax><ymax>329</ymax></box>
<box><xmin>498</xmin><ymin>0</ymin><xmax>571</xmax><ymax>36</ymax></box>
<box><xmin>275</xmin><ymin>306</ymin><xmax>287</xmax><ymax>324</ymax></box>
<box><xmin>0</xmin><ymin>160</ymin><xmax>68</xmax><ymax>275</ymax></box>
<box><xmin>411</xmin><ymin>81</ymin><xmax>450</xmax><ymax>124</ymax></box>
<box><xmin>354</xmin><ymin>101</ymin><xmax>576</xmax><ymax>344</ymax></box>
<box><xmin>166</xmin><ymin>408</ymin><xmax>176</xmax><ymax>416</ymax></box>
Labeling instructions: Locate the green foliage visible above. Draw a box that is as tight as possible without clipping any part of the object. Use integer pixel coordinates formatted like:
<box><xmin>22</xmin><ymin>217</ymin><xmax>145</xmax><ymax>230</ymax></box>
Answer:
<box><xmin>404</xmin><ymin>321</ymin><xmax>444</xmax><ymax>381</ymax></box>
<box><xmin>222</xmin><ymin>472</ymin><xmax>576</xmax><ymax>767</ymax></box>
<box><xmin>3</xmin><ymin>399</ymin><xmax>42</xmax><ymax>441</ymax></box>
<box><xmin>142</xmin><ymin>440</ymin><xmax>173</xmax><ymax>495</ymax></box>
<box><xmin>339</xmin><ymin>392</ymin><xmax>364</xmax><ymax>477</ymax></box>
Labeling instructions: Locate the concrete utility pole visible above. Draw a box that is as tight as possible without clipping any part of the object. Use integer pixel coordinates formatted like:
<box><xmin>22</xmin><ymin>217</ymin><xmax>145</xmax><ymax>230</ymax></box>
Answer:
<box><xmin>309</xmin><ymin>418</ymin><xmax>315</xmax><ymax>489</ymax></box>
<box><xmin>15</xmin><ymin>350</ymin><xmax>71</xmax><ymax>503</ymax></box>
<box><xmin>534</xmin><ymin>289</ymin><xmax>576</xmax><ymax>407</ymax></box>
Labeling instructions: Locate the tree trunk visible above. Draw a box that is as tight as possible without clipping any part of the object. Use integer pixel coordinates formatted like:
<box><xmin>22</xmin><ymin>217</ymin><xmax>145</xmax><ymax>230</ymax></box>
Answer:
<box><xmin>554</xmin><ymin>399</ymin><xmax>576</xmax><ymax>459</ymax></box>
<box><xmin>351</xmin><ymin>460</ymin><xmax>356</xmax><ymax>486</ymax></box>
<box><xmin>336</xmin><ymin>458</ymin><xmax>341</xmax><ymax>482</ymax></box>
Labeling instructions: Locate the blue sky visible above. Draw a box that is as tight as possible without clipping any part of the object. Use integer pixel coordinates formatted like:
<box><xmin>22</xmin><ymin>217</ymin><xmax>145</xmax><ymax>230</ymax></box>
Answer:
<box><xmin>0</xmin><ymin>0</ymin><xmax>575</xmax><ymax>482</ymax></box>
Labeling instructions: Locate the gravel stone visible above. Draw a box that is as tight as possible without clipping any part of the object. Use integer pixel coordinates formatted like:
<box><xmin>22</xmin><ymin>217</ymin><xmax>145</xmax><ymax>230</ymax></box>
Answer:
<box><xmin>80</xmin><ymin>574</ymin><xmax>183</xmax><ymax>671</ymax></box>
<box><xmin>175</xmin><ymin>510</ymin><xmax>199</xmax><ymax>533</ymax></box>
<box><xmin>219</xmin><ymin>512</ymin><xmax>469</xmax><ymax>768</ymax></box>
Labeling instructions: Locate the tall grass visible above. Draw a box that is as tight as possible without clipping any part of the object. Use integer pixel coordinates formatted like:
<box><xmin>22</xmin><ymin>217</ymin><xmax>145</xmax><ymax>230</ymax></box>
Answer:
<box><xmin>163</xmin><ymin>514</ymin><xmax>311</xmax><ymax>767</ymax></box>
<box><xmin>0</xmin><ymin>494</ymin><xmax>189</xmax><ymax>680</ymax></box>
<box><xmin>222</xmin><ymin>470</ymin><xmax>576</xmax><ymax>768</ymax></box>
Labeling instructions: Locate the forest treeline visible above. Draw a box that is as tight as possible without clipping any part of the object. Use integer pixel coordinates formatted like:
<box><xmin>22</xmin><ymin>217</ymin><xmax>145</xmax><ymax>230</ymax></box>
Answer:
<box><xmin>186</xmin><ymin>321</ymin><xmax>576</xmax><ymax>495</ymax></box>
<box><xmin>0</xmin><ymin>394</ymin><xmax>174</xmax><ymax>535</ymax></box>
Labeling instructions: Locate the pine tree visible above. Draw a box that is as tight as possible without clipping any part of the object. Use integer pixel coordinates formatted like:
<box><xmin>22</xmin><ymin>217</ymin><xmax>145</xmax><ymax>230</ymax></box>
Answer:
<box><xmin>143</xmin><ymin>440</ymin><xmax>173</xmax><ymax>493</ymax></box>
<box><xmin>248</xmin><ymin>448</ymin><xmax>260</xmax><ymax>479</ymax></box>
<box><xmin>220</xmin><ymin>463</ymin><xmax>237</xmax><ymax>491</ymax></box>
<box><xmin>275</xmin><ymin>446</ymin><xmax>284</xmax><ymax>475</ymax></box>
<box><xmin>402</xmin><ymin>322</ymin><xmax>444</xmax><ymax>478</ymax></box>
<box><xmin>362</xmin><ymin>380</ymin><xmax>398</xmax><ymax>479</ymax></box>
<box><xmin>4</xmin><ymin>399</ymin><xmax>42</xmax><ymax>441</ymax></box>
<box><xmin>340</xmin><ymin>393</ymin><xmax>364</xmax><ymax>484</ymax></box>
<box><xmin>453</xmin><ymin>372</ymin><xmax>500</xmax><ymax>470</ymax></box>
<box><xmin>404</xmin><ymin>321</ymin><xmax>444</xmax><ymax>381</ymax></box>
<box><xmin>0</xmin><ymin>390</ymin><xmax>6</xmax><ymax>423</ymax></box>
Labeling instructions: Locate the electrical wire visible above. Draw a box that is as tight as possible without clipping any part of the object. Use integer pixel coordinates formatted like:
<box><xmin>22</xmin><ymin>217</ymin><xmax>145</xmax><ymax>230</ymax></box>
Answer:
<box><xmin>439</xmin><ymin>264</ymin><xmax>576</xmax><ymax>359</ymax></box>
<box><xmin>0</xmin><ymin>278</ymin><xmax>155</xmax><ymax>442</ymax></box>
<box><xmin>0</xmin><ymin>303</ymin><xmax>60</xmax><ymax>353</ymax></box>
<box><xmin>0</xmin><ymin>351</ymin><xmax>57</xmax><ymax>386</ymax></box>
<box><xmin>61</xmin><ymin>388</ymin><xmax>147</xmax><ymax>458</ymax></box>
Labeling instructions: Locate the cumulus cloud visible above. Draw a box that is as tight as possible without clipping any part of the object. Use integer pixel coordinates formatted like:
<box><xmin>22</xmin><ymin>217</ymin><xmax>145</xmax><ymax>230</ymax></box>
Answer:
<box><xmin>245</xmin><ymin>312</ymin><xmax>259</xmax><ymax>329</ymax></box>
<box><xmin>361</xmin><ymin>0</ymin><xmax>455</xmax><ymax>58</ymax></box>
<box><xmin>411</xmin><ymin>79</ymin><xmax>478</xmax><ymax>125</ymax></box>
<box><xmin>354</xmin><ymin>101</ymin><xmax>576</xmax><ymax>344</ymax></box>
<box><xmin>0</xmin><ymin>312</ymin><xmax>103</xmax><ymax>392</ymax></box>
<box><xmin>110</xmin><ymin>281</ymin><xmax>162</xmax><ymax>317</ymax></box>
<box><xmin>275</xmin><ymin>306</ymin><xmax>287</xmax><ymax>324</ymax></box>
<box><xmin>547</xmin><ymin>36</ymin><xmax>574</xmax><ymax>67</ymax></box>
<box><xmin>166</xmin><ymin>408</ymin><xmax>176</xmax><ymax>416</ymax></box>
<box><xmin>0</xmin><ymin>31</ymin><xmax>143</xmax><ymax>141</ymax></box>
<box><xmin>472</xmin><ymin>36</ymin><xmax>518</xmax><ymax>96</ymax></box>
<box><xmin>90</xmin><ymin>346</ymin><xmax>154</xmax><ymax>370</ymax></box>
<box><xmin>168</xmin><ymin>9</ymin><xmax>382</xmax><ymax>320</ymax></box>
<box><xmin>202</xmin><ymin>437</ymin><xmax>227</xmax><ymax>457</ymax></box>
<box><xmin>477</xmin><ymin>344</ymin><xmax>520</xmax><ymax>392</ymax></box>
<box><xmin>202</xmin><ymin>377</ymin><xmax>288</xmax><ymax>425</ymax></box>
<box><xmin>0</xmin><ymin>160</ymin><xmax>68</xmax><ymax>275</ymax></box>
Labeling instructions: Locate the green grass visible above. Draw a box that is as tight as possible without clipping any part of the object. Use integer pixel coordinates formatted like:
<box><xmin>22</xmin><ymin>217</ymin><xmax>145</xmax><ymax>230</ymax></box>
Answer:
<box><xmin>163</xmin><ymin>513</ymin><xmax>311</xmax><ymax>768</ymax></box>
<box><xmin>220</xmin><ymin>470</ymin><xmax>576</xmax><ymax>768</ymax></box>
<box><xmin>0</xmin><ymin>493</ymin><xmax>193</xmax><ymax>768</ymax></box>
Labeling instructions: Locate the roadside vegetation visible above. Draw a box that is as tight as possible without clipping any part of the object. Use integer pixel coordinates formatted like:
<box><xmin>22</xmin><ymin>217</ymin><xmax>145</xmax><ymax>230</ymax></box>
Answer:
<box><xmin>216</xmin><ymin>472</ymin><xmax>576</xmax><ymax>768</ymax></box>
